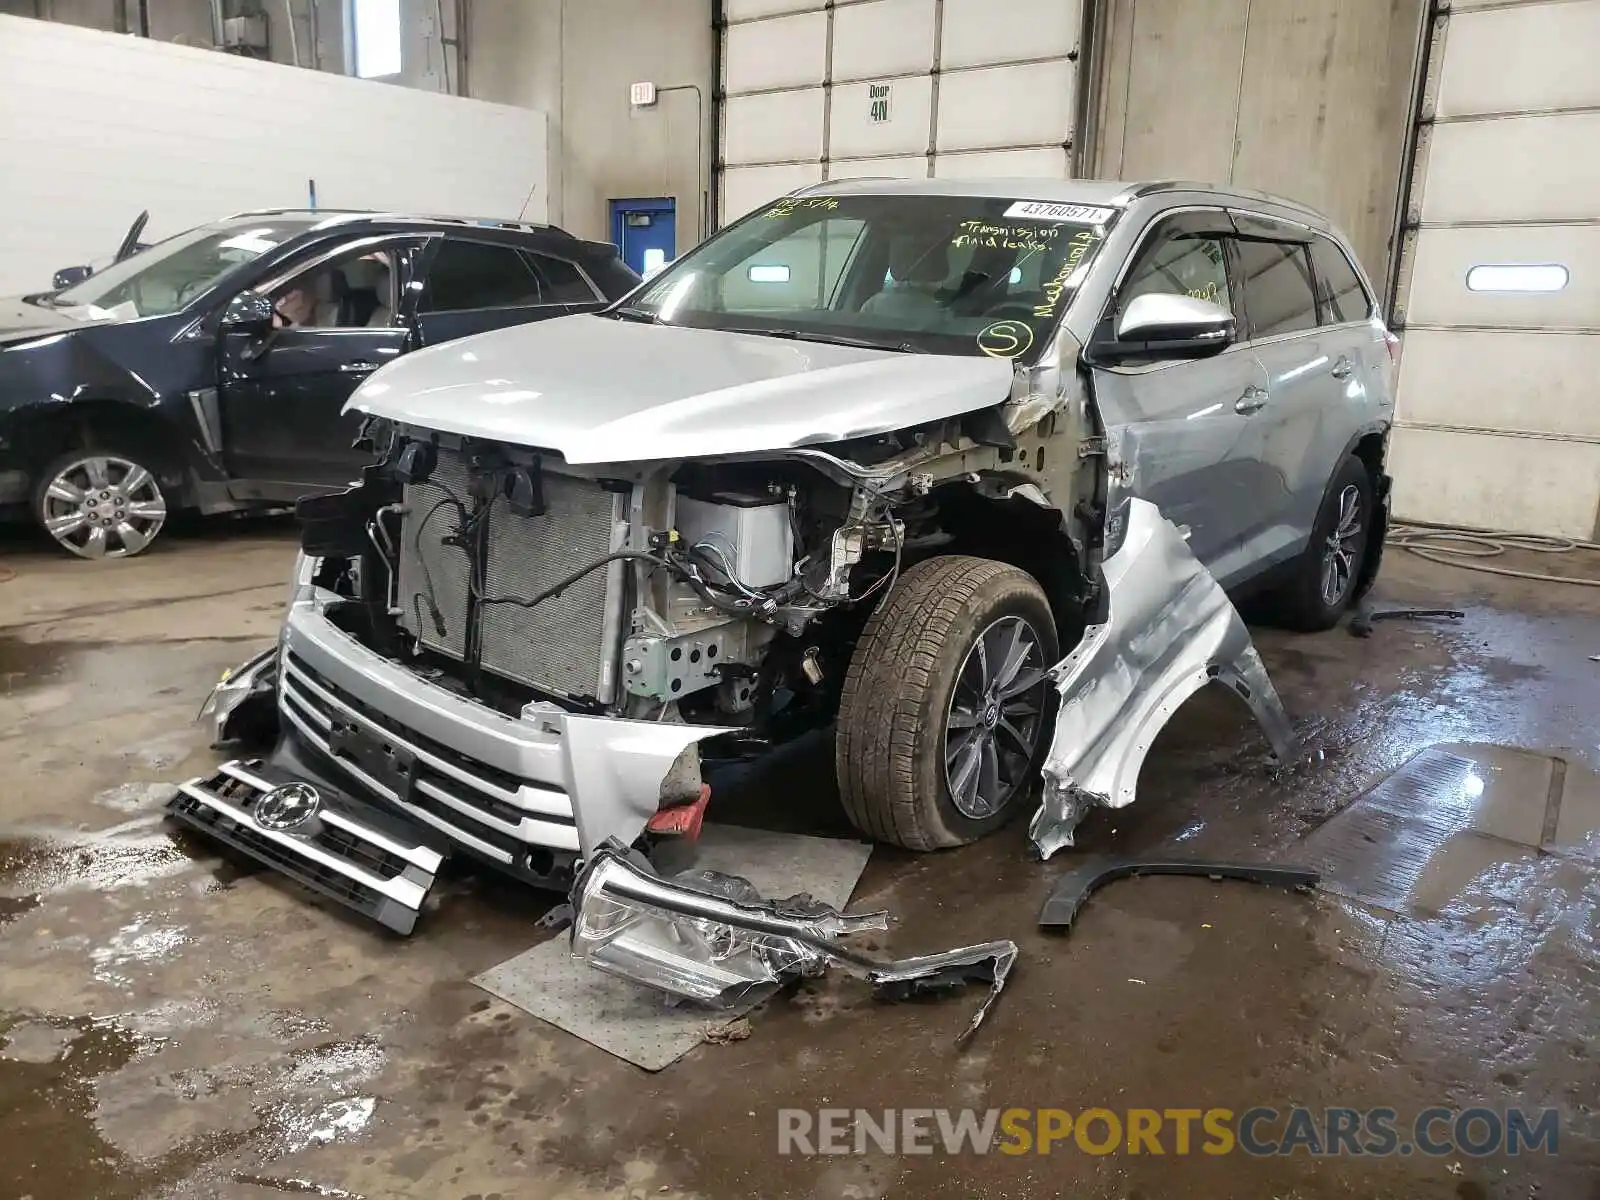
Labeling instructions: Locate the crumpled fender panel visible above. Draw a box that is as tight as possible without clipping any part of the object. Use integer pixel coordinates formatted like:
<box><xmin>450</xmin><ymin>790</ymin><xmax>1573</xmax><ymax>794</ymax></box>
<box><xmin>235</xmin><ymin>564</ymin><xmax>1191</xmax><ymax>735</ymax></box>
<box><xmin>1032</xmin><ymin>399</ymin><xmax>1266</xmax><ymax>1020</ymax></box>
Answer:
<box><xmin>1029</xmin><ymin>498</ymin><xmax>1299</xmax><ymax>859</ymax></box>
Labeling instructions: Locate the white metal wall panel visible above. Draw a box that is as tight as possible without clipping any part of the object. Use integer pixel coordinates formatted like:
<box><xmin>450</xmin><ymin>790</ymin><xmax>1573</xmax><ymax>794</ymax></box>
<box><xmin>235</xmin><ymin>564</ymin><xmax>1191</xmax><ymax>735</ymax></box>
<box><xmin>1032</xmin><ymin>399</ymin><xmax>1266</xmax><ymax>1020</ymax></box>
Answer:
<box><xmin>1433</xmin><ymin>1</ymin><xmax>1600</xmax><ymax>117</ymax></box>
<box><xmin>828</xmin><ymin>77</ymin><xmax>934</xmax><ymax>159</ymax></box>
<box><xmin>1397</xmin><ymin>331</ymin><xmax>1600</xmax><ymax>440</ymax></box>
<box><xmin>940</xmin><ymin>0</ymin><xmax>1080</xmax><ymax>69</ymax></box>
<box><xmin>827</xmin><ymin>156</ymin><xmax>930</xmax><ymax>180</ymax></box>
<box><xmin>1406</xmin><ymin>226</ymin><xmax>1600</xmax><ymax>330</ymax></box>
<box><xmin>831</xmin><ymin>0</ymin><xmax>936</xmax><ymax>80</ymax></box>
<box><xmin>1420</xmin><ymin>114</ymin><xmax>1600</xmax><ymax>225</ymax></box>
<box><xmin>936</xmin><ymin>60</ymin><xmax>1076</xmax><ymax>153</ymax></box>
<box><xmin>715</xmin><ymin>0</ymin><xmax>1082</xmax><ymax>224</ymax></box>
<box><xmin>934</xmin><ymin>147</ymin><xmax>1072</xmax><ymax>179</ymax></box>
<box><xmin>723</xmin><ymin>89</ymin><xmax>827</xmax><ymax>167</ymax></box>
<box><xmin>1392</xmin><ymin>0</ymin><xmax>1600</xmax><ymax>538</ymax></box>
<box><xmin>726</xmin><ymin>0</ymin><xmax>825</xmax><ymax>20</ymax></box>
<box><xmin>723</xmin><ymin>11</ymin><xmax>829</xmax><ymax>95</ymax></box>
<box><xmin>1388</xmin><ymin>430</ymin><xmax>1600</xmax><ymax>541</ymax></box>
<box><xmin>0</xmin><ymin>15</ymin><xmax>548</xmax><ymax>296</ymax></box>
<box><xmin>722</xmin><ymin>164</ymin><xmax>824</xmax><ymax>222</ymax></box>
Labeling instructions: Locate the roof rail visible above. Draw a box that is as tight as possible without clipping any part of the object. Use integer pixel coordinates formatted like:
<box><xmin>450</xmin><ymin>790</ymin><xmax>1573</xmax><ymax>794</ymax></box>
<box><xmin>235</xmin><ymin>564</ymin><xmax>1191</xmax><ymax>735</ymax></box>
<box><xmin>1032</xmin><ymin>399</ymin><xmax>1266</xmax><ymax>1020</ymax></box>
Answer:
<box><xmin>220</xmin><ymin>209</ymin><xmax>566</xmax><ymax>235</ymax></box>
<box><xmin>1124</xmin><ymin>180</ymin><xmax>1324</xmax><ymax>219</ymax></box>
<box><xmin>397</xmin><ymin>213</ymin><xmax>568</xmax><ymax>236</ymax></box>
<box><xmin>224</xmin><ymin>207</ymin><xmax>371</xmax><ymax>219</ymax></box>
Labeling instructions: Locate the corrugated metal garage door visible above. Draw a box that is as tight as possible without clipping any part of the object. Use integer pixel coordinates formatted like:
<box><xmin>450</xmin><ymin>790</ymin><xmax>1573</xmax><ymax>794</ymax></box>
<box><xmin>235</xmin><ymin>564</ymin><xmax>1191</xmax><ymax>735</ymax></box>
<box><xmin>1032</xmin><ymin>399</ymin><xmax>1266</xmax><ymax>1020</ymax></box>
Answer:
<box><xmin>1390</xmin><ymin>0</ymin><xmax>1600</xmax><ymax>539</ymax></box>
<box><xmin>1092</xmin><ymin>0</ymin><xmax>1424</xmax><ymax>296</ymax></box>
<box><xmin>717</xmin><ymin>0</ymin><xmax>1084</xmax><ymax>222</ymax></box>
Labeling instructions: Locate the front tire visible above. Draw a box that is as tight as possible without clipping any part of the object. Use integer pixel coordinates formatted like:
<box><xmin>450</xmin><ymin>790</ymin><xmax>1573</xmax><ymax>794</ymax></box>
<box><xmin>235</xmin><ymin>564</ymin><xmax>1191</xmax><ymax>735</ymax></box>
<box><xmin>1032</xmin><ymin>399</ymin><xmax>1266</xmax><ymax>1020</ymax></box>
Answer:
<box><xmin>836</xmin><ymin>556</ymin><xmax>1058</xmax><ymax>850</ymax></box>
<box><xmin>1261</xmin><ymin>453</ymin><xmax>1374</xmax><ymax>631</ymax></box>
<box><xmin>33</xmin><ymin>450</ymin><xmax>169</xmax><ymax>559</ymax></box>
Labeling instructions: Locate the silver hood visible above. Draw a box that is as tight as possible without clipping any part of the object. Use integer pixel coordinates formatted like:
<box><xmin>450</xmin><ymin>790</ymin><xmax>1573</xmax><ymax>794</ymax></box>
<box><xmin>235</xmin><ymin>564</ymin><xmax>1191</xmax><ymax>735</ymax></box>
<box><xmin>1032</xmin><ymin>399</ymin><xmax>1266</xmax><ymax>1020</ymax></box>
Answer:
<box><xmin>347</xmin><ymin>314</ymin><xmax>1014</xmax><ymax>462</ymax></box>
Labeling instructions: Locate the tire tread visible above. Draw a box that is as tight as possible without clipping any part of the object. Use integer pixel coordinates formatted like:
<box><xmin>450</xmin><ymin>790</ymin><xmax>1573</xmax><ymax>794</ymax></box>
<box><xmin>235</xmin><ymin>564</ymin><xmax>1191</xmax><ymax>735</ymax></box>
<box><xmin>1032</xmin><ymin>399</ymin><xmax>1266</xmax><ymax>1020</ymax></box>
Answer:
<box><xmin>837</xmin><ymin>555</ymin><xmax>1052</xmax><ymax>850</ymax></box>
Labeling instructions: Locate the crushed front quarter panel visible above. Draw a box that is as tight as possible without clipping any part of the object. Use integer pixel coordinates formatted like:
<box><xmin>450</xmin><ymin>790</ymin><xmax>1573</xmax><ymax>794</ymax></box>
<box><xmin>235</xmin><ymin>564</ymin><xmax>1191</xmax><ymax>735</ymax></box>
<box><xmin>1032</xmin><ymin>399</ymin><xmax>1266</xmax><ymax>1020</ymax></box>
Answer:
<box><xmin>197</xmin><ymin>644</ymin><xmax>279</xmax><ymax>747</ymax></box>
<box><xmin>1029</xmin><ymin>497</ymin><xmax>1299</xmax><ymax>859</ymax></box>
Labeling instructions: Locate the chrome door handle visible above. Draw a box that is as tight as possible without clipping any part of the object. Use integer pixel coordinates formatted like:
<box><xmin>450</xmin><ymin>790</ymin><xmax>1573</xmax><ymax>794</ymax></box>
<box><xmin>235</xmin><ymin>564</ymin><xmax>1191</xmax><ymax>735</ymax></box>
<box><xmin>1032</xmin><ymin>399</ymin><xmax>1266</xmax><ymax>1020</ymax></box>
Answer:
<box><xmin>1330</xmin><ymin>357</ymin><xmax>1354</xmax><ymax>380</ymax></box>
<box><xmin>1235</xmin><ymin>387</ymin><xmax>1269</xmax><ymax>415</ymax></box>
<box><xmin>339</xmin><ymin>360</ymin><xmax>378</xmax><ymax>373</ymax></box>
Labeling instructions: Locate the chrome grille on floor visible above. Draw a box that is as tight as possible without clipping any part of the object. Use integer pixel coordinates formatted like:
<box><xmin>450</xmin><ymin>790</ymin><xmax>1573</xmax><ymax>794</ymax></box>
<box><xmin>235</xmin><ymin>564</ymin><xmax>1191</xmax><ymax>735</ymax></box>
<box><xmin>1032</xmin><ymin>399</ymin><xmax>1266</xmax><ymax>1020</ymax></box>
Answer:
<box><xmin>167</xmin><ymin>760</ymin><xmax>443</xmax><ymax>935</ymax></box>
<box><xmin>478</xmin><ymin>476</ymin><xmax>626</xmax><ymax>701</ymax></box>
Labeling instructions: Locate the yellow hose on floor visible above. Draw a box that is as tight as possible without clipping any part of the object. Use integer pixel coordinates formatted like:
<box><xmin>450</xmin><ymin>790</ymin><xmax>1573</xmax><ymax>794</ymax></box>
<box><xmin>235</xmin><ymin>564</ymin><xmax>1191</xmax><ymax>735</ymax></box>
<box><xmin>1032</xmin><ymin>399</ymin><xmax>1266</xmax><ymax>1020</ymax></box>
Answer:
<box><xmin>1388</xmin><ymin>521</ymin><xmax>1600</xmax><ymax>587</ymax></box>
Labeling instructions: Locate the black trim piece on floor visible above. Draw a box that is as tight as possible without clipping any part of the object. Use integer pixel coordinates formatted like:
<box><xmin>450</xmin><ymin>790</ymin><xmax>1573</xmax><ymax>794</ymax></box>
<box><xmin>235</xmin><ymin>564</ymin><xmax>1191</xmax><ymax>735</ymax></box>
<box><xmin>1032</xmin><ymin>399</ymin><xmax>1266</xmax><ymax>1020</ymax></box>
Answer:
<box><xmin>1038</xmin><ymin>857</ymin><xmax>1320</xmax><ymax>930</ymax></box>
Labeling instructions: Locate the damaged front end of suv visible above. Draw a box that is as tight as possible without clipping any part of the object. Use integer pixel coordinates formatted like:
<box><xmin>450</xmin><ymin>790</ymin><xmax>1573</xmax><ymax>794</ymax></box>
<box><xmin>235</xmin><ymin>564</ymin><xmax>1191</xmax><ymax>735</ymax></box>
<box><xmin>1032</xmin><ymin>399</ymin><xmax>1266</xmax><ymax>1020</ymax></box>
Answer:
<box><xmin>173</xmin><ymin>183</ymin><xmax>1309</xmax><ymax>933</ymax></box>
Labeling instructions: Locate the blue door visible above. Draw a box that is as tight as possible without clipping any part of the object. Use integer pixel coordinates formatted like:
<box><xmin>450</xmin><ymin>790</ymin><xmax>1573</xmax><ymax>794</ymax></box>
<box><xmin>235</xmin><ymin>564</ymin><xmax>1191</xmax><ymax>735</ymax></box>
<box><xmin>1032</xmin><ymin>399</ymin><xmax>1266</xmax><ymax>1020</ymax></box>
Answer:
<box><xmin>609</xmin><ymin>198</ymin><xmax>676</xmax><ymax>277</ymax></box>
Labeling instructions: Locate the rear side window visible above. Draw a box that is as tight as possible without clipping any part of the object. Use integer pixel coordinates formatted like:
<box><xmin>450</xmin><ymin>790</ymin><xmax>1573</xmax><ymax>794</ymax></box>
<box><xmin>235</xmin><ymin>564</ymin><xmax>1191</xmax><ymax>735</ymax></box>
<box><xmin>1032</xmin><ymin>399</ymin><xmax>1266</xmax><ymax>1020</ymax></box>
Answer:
<box><xmin>1311</xmin><ymin>238</ymin><xmax>1371</xmax><ymax>323</ymax></box>
<box><xmin>423</xmin><ymin>239</ymin><xmax>544</xmax><ymax>312</ymax></box>
<box><xmin>528</xmin><ymin>252</ymin><xmax>599</xmax><ymax>303</ymax></box>
<box><xmin>1234</xmin><ymin>239</ymin><xmax>1318</xmax><ymax>339</ymax></box>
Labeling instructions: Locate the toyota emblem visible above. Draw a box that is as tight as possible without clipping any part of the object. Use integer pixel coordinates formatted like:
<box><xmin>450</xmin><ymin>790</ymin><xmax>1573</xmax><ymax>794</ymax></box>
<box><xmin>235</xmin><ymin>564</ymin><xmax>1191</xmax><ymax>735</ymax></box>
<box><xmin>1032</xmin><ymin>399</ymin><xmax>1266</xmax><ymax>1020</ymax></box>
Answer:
<box><xmin>253</xmin><ymin>782</ymin><xmax>322</xmax><ymax>832</ymax></box>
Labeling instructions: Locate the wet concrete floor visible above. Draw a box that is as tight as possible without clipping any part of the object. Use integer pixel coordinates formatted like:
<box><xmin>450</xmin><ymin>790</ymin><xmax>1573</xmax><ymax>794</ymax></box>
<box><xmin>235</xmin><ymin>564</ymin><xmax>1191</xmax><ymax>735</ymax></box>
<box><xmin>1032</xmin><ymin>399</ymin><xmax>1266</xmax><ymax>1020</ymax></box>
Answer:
<box><xmin>0</xmin><ymin>519</ymin><xmax>1596</xmax><ymax>1198</ymax></box>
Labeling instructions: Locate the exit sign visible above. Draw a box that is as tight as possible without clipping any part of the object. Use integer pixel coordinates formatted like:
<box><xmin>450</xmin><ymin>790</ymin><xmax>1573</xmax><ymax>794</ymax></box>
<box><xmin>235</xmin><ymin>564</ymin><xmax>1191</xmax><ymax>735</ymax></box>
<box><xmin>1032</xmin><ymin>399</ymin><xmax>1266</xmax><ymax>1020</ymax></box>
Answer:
<box><xmin>868</xmin><ymin>82</ymin><xmax>892</xmax><ymax>123</ymax></box>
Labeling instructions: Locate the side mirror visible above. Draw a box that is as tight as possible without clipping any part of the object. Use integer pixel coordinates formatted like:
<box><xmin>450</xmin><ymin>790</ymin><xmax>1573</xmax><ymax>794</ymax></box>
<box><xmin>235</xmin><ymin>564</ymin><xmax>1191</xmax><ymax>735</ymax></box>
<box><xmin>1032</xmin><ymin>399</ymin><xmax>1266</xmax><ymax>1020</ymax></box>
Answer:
<box><xmin>53</xmin><ymin>265</ymin><xmax>93</xmax><ymax>290</ymax></box>
<box><xmin>1106</xmin><ymin>293</ymin><xmax>1236</xmax><ymax>360</ymax></box>
<box><xmin>221</xmin><ymin>289</ymin><xmax>276</xmax><ymax>333</ymax></box>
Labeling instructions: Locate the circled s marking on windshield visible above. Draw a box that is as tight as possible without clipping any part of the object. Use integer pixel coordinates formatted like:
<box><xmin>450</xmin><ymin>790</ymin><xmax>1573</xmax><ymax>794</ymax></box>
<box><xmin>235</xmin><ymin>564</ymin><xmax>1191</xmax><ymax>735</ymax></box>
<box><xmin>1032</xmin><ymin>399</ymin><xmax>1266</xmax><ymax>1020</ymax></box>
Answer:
<box><xmin>978</xmin><ymin>321</ymin><xmax>1035</xmax><ymax>359</ymax></box>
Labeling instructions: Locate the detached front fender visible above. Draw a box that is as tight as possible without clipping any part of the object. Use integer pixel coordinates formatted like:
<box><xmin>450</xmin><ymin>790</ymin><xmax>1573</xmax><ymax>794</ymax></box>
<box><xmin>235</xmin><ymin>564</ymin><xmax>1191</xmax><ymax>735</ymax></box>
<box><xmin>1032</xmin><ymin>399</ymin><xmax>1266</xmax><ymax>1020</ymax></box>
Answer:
<box><xmin>1029</xmin><ymin>497</ymin><xmax>1299</xmax><ymax>859</ymax></box>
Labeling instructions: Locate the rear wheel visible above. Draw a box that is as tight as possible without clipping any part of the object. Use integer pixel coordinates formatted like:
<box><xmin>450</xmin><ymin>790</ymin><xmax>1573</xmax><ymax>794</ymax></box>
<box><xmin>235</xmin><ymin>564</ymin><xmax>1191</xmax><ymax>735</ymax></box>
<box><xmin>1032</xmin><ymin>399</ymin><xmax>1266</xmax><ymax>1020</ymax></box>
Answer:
<box><xmin>836</xmin><ymin>556</ymin><xmax>1057</xmax><ymax>850</ymax></box>
<box><xmin>1260</xmin><ymin>453</ymin><xmax>1373</xmax><ymax>631</ymax></box>
<box><xmin>33</xmin><ymin>450</ymin><xmax>168</xmax><ymax>559</ymax></box>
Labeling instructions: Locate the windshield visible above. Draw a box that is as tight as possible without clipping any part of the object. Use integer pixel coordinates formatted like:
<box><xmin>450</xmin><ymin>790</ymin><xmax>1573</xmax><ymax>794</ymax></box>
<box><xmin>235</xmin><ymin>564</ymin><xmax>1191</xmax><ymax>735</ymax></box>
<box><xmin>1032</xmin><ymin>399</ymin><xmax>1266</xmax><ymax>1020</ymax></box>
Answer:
<box><xmin>619</xmin><ymin>194</ymin><xmax>1117</xmax><ymax>359</ymax></box>
<box><xmin>54</xmin><ymin>218</ymin><xmax>324</xmax><ymax>319</ymax></box>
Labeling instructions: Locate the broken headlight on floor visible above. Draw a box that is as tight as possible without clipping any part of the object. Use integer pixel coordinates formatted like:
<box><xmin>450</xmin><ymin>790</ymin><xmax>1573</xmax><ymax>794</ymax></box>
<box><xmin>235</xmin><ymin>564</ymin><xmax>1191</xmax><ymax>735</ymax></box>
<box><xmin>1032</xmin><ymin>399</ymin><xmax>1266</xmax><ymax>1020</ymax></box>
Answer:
<box><xmin>571</xmin><ymin>841</ymin><xmax>1017</xmax><ymax>1042</ymax></box>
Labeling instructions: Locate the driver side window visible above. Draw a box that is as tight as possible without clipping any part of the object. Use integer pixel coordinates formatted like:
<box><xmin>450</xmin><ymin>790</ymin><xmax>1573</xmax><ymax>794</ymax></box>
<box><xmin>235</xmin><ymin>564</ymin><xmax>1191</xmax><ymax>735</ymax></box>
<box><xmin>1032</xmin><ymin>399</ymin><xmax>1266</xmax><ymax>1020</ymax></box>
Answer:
<box><xmin>1121</xmin><ymin>225</ymin><xmax>1233</xmax><ymax>314</ymax></box>
<box><xmin>271</xmin><ymin>245</ymin><xmax>399</xmax><ymax>330</ymax></box>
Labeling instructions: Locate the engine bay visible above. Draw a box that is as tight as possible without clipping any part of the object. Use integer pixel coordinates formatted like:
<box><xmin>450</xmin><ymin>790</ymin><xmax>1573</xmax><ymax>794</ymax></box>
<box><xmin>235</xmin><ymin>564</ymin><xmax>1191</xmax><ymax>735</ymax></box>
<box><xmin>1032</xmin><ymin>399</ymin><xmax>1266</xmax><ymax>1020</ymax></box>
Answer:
<box><xmin>303</xmin><ymin>424</ymin><xmax>914</xmax><ymax>738</ymax></box>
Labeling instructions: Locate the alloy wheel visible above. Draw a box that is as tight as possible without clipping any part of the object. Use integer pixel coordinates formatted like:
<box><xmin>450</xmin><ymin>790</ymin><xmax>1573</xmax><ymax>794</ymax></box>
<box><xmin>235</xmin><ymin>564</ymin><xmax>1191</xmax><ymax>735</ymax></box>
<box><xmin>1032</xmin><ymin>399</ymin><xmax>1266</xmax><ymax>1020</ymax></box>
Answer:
<box><xmin>944</xmin><ymin>615</ymin><xmax>1050</xmax><ymax>820</ymax></box>
<box><xmin>40</xmin><ymin>455</ymin><xmax>167</xmax><ymax>559</ymax></box>
<box><xmin>1319</xmin><ymin>484</ymin><xmax>1363</xmax><ymax>607</ymax></box>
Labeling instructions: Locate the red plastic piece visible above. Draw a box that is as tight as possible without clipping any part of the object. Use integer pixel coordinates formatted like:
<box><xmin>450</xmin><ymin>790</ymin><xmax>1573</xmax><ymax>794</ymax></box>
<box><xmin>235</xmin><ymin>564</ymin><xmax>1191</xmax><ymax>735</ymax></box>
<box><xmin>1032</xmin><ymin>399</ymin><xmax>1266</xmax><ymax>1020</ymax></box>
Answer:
<box><xmin>646</xmin><ymin>783</ymin><xmax>712</xmax><ymax>841</ymax></box>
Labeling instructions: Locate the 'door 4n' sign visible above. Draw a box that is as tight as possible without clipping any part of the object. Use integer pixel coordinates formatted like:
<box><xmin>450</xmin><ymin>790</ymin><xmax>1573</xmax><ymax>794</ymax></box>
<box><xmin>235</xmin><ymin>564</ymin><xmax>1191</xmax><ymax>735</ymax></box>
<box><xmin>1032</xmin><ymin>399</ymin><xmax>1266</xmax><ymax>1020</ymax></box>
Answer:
<box><xmin>869</xmin><ymin>82</ymin><xmax>892</xmax><ymax>123</ymax></box>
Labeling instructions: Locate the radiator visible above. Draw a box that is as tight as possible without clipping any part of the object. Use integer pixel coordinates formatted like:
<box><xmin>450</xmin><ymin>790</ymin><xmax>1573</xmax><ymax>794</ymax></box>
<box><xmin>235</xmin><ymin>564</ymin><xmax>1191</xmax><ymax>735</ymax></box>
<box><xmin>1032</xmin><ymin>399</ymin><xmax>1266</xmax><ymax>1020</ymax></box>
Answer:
<box><xmin>396</xmin><ymin>451</ymin><xmax>627</xmax><ymax>703</ymax></box>
<box><xmin>478</xmin><ymin>476</ymin><xmax>627</xmax><ymax>701</ymax></box>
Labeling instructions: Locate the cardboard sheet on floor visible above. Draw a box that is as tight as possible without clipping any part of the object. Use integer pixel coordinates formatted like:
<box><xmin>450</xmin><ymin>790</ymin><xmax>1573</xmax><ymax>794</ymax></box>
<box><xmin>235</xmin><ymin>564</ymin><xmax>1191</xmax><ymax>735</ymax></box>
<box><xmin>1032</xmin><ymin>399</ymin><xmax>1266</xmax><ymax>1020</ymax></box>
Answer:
<box><xmin>471</xmin><ymin>824</ymin><xmax>873</xmax><ymax>1071</ymax></box>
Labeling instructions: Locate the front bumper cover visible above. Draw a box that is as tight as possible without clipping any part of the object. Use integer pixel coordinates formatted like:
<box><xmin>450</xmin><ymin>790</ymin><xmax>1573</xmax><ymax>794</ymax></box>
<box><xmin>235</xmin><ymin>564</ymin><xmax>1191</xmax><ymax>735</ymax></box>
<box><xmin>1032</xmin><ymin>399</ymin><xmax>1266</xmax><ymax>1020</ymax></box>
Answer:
<box><xmin>270</xmin><ymin>589</ymin><xmax>735</xmax><ymax>870</ymax></box>
<box><xmin>197</xmin><ymin>644</ymin><xmax>280</xmax><ymax>746</ymax></box>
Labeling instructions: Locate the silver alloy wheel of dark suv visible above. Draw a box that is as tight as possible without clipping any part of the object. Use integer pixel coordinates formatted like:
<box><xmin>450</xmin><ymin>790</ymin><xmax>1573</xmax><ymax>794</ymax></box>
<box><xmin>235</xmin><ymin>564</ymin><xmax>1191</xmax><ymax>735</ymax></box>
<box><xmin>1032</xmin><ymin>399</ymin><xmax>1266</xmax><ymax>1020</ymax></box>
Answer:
<box><xmin>37</xmin><ymin>452</ymin><xmax>168</xmax><ymax>558</ymax></box>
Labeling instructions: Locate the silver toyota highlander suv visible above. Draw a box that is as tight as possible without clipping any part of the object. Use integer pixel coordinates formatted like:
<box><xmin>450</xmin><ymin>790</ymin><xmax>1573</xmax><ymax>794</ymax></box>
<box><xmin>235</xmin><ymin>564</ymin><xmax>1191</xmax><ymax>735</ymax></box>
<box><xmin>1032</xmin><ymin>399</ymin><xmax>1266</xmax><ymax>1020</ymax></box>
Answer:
<box><xmin>172</xmin><ymin>178</ymin><xmax>1396</xmax><ymax>932</ymax></box>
